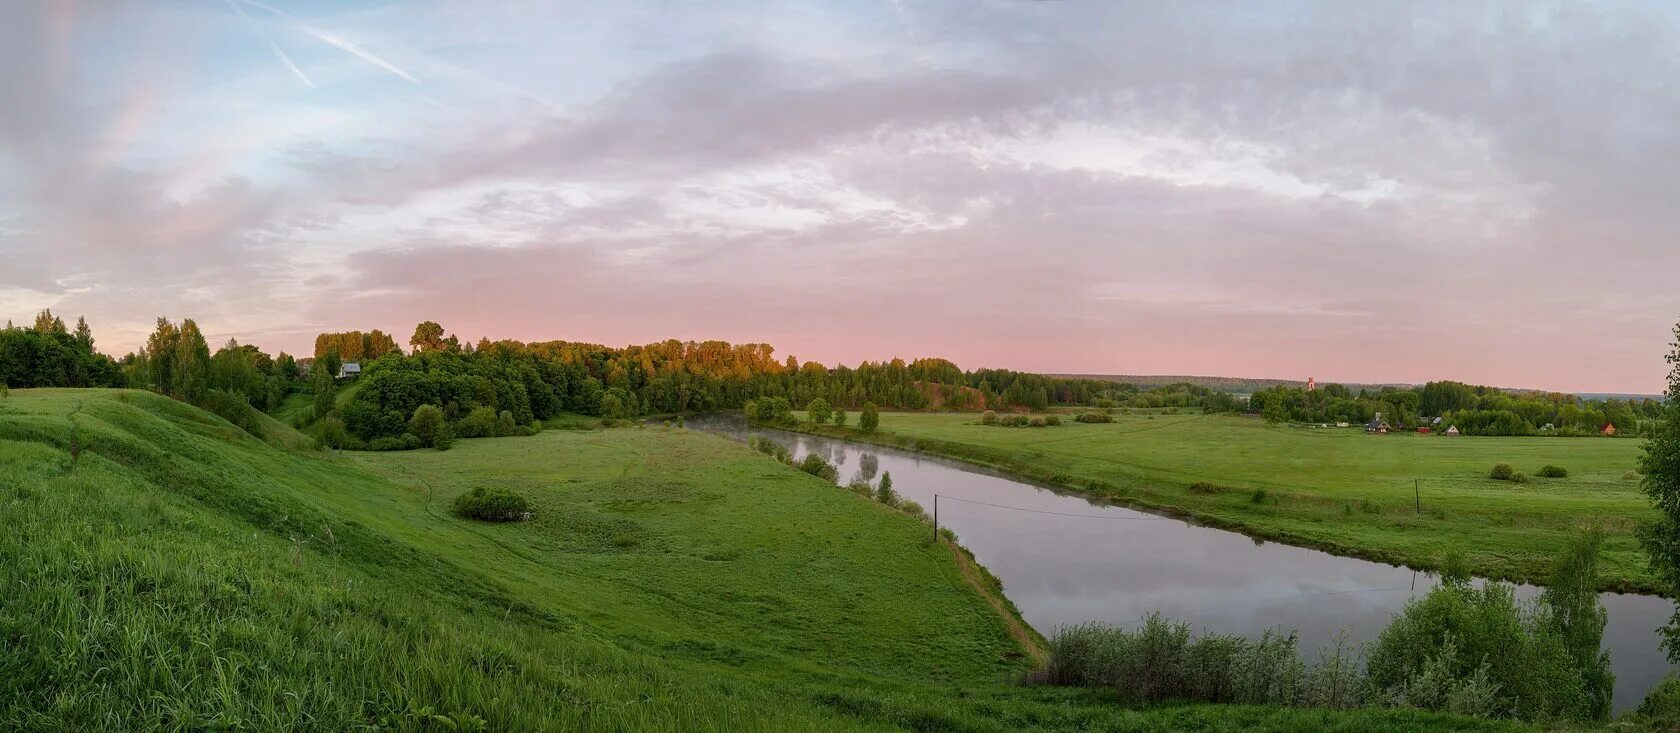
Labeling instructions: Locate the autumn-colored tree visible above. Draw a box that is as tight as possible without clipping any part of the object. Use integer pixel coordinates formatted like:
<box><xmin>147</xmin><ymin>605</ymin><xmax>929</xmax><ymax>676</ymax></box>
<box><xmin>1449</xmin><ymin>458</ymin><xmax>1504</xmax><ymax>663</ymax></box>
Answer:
<box><xmin>410</xmin><ymin>321</ymin><xmax>447</xmax><ymax>353</ymax></box>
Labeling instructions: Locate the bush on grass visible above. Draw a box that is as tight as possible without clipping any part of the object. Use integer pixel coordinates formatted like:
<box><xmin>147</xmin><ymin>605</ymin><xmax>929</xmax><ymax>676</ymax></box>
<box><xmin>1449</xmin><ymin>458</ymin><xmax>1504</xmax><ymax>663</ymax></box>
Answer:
<box><xmin>452</xmin><ymin>486</ymin><xmax>530</xmax><ymax>522</ymax></box>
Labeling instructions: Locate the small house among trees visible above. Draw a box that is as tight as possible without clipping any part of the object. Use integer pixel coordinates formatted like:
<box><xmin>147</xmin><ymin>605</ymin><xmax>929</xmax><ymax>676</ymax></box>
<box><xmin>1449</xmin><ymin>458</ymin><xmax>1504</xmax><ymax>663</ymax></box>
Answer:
<box><xmin>1365</xmin><ymin>415</ymin><xmax>1391</xmax><ymax>434</ymax></box>
<box><xmin>1445</xmin><ymin>425</ymin><xmax>1461</xmax><ymax>436</ymax></box>
<box><xmin>1600</xmin><ymin>422</ymin><xmax>1617</xmax><ymax>436</ymax></box>
<box><xmin>338</xmin><ymin>362</ymin><xmax>361</xmax><ymax>379</ymax></box>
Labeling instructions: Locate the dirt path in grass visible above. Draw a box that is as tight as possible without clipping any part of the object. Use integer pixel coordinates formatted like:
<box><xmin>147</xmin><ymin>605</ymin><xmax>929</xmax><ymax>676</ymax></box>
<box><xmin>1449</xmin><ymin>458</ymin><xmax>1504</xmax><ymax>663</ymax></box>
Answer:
<box><xmin>943</xmin><ymin>540</ymin><xmax>1047</xmax><ymax>666</ymax></box>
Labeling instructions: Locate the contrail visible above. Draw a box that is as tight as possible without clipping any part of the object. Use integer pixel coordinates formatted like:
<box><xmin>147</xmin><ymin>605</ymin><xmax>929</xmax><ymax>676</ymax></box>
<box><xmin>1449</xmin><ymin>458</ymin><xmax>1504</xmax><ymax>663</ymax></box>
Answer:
<box><xmin>233</xmin><ymin>0</ymin><xmax>421</xmax><ymax>85</ymax></box>
<box><xmin>225</xmin><ymin>0</ymin><xmax>314</xmax><ymax>87</ymax></box>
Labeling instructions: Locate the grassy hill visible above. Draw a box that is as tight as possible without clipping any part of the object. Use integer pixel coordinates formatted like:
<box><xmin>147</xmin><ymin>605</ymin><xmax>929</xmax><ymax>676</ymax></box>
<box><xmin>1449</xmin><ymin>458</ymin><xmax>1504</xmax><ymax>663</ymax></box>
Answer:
<box><xmin>0</xmin><ymin>389</ymin><xmax>1528</xmax><ymax>731</ymax></box>
<box><xmin>790</xmin><ymin>411</ymin><xmax>1652</xmax><ymax>591</ymax></box>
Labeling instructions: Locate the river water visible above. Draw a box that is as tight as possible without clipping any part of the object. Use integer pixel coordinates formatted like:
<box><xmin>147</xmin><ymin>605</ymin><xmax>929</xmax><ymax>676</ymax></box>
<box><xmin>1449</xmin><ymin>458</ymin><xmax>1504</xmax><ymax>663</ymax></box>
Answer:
<box><xmin>684</xmin><ymin>414</ymin><xmax>1677</xmax><ymax>712</ymax></box>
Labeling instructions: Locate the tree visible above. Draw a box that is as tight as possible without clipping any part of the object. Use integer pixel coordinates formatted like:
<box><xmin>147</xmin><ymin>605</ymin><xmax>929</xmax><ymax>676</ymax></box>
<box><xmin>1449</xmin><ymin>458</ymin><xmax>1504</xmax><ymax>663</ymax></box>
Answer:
<box><xmin>408</xmin><ymin>404</ymin><xmax>445</xmax><ymax>447</ymax></box>
<box><xmin>410</xmin><ymin>321</ymin><xmax>447</xmax><ymax>353</ymax></box>
<box><xmin>73</xmin><ymin>317</ymin><xmax>93</xmax><ymax>350</ymax></box>
<box><xmin>312</xmin><ymin>362</ymin><xmax>337</xmax><ymax>420</ymax></box>
<box><xmin>598</xmin><ymin>392</ymin><xmax>625</xmax><ymax>420</ymax></box>
<box><xmin>1641</xmin><ymin>318</ymin><xmax>1680</xmax><ymax>663</ymax></box>
<box><xmin>806</xmin><ymin>398</ymin><xmax>832</xmax><ymax>424</ymax></box>
<box><xmin>174</xmin><ymin>319</ymin><xmax>211</xmax><ymax>402</ymax></box>
<box><xmin>318</xmin><ymin>349</ymin><xmax>343</xmax><ymax>381</ymax></box>
<box><xmin>833</xmin><ymin>409</ymin><xmax>847</xmax><ymax>427</ymax></box>
<box><xmin>1262</xmin><ymin>400</ymin><xmax>1286</xmax><ymax>425</ymax></box>
<box><xmin>859</xmin><ymin>401</ymin><xmax>879</xmax><ymax>432</ymax></box>
<box><xmin>875</xmin><ymin>471</ymin><xmax>895</xmax><ymax>504</ymax></box>
<box><xmin>32</xmin><ymin>309</ymin><xmax>65</xmax><ymax>335</ymax></box>
<box><xmin>1542</xmin><ymin>528</ymin><xmax>1613</xmax><ymax>719</ymax></box>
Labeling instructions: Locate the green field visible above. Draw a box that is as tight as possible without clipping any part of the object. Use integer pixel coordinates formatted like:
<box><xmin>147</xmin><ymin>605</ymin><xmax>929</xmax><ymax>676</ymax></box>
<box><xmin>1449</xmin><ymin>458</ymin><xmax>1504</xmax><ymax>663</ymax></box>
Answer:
<box><xmin>0</xmin><ymin>388</ymin><xmax>1539</xmax><ymax>730</ymax></box>
<box><xmin>792</xmin><ymin>411</ymin><xmax>1653</xmax><ymax>591</ymax></box>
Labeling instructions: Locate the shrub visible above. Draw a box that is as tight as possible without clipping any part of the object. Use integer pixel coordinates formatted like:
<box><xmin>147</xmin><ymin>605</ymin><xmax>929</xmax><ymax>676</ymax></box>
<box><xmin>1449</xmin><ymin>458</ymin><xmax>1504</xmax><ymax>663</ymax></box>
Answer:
<box><xmin>1034</xmin><ymin>614</ymin><xmax>1305</xmax><ymax>705</ymax></box>
<box><xmin>1366</xmin><ymin>538</ymin><xmax>1608</xmax><ymax>724</ymax></box>
<box><xmin>859</xmin><ymin>402</ymin><xmax>879</xmax><ymax>432</ymax></box>
<box><xmin>797</xmin><ymin>453</ymin><xmax>838</xmax><ymax>482</ymax></box>
<box><xmin>433</xmin><ymin>425</ymin><xmax>454</xmax><ymax>451</ymax></box>
<box><xmin>1187</xmin><ymin>482</ymin><xmax>1225</xmax><ymax>495</ymax></box>
<box><xmin>1029</xmin><ymin>417</ymin><xmax>1047</xmax><ymax>427</ymax></box>
<box><xmin>368</xmin><ymin>434</ymin><xmax>422</xmax><ymax>451</ymax></box>
<box><xmin>408</xmin><ymin>404</ymin><xmax>445</xmax><ymax>447</ymax></box>
<box><xmin>1489</xmin><ymin>463</ymin><xmax>1515</xmax><ymax>481</ymax></box>
<box><xmin>805</xmin><ymin>398</ymin><xmax>832</xmax><ymax>425</ymax></box>
<box><xmin>451</xmin><ymin>486</ymin><xmax>530</xmax><ymax>522</ymax></box>
<box><xmin>1076</xmin><ymin>411</ymin><xmax>1113</xmax><ymax>423</ymax></box>
<box><xmin>314</xmin><ymin>415</ymin><xmax>349</xmax><ymax>449</ymax></box>
<box><xmin>457</xmin><ymin>406</ymin><xmax>497</xmax><ymax>438</ymax></box>
<box><xmin>750</xmin><ymin>436</ymin><xmax>791</xmax><ymax>463</ymax></box>
<box><xmin>1044</xmin><ymin>415</ymin><xmax>1062</xmax><ymax>426</ymax></box>
<box><xmin>1001</xmin><ymin>414</ymin><xmax>1029</xmax><ymax>427</ymax></box>
<box><xmin>980</xmin><ymin>410</ymin><xmax>998</xmax><ymax>425</ymax></box>
<box><xmin>495</xmin><ymin>410</ymin><xmax>518</xmax><ymax>437</ymax></box>
<box><xmin>875</xmin><ymin>472</ymin><xmax>896</xmax><ymax>506</ymax></box>
<box><xmin>1537</xmin><ymin>465</ymin><xmax>1568</xmax><ymax>478</ymax></box>
<box><xmin>1249</xmin><ymin>488</ymin><xmax>1270</xmax><ymax>504</ymax></box>
<box><xmin>1637</xmin><ymin>674</ymin><xmax>1680</xmax><ymax>728</ymax></box>
<box><xmin>199</xmin><ymin>389</ymin><xmax>261</xmax><ymax>434</ymax></box>
<box><xmin>832</xmin><ymin>409</ymin><xmax>846</xmax><ymax>427</ymax></box>
<box><xmin>1509</xmin><ymin>471</ymin><xmax>1530</xmax><ymax>484</ymax></box>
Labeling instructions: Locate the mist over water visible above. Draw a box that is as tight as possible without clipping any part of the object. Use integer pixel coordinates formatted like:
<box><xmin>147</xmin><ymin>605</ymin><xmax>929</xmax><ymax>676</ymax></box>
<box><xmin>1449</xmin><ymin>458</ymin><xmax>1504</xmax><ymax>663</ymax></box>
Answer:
<box><xmin>687</xmin><ymin>414</ymin><xmax>1678</xmax><ymax>712</ymax></box>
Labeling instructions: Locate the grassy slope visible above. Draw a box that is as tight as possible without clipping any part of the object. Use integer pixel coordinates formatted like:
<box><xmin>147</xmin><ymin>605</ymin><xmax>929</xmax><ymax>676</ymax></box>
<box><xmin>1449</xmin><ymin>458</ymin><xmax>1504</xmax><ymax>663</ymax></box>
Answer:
<box><xmin>0</xmin><ymin>389</ymin><xmax>1524</xmax><ymax>732</ymax></box>
<box><xmin>792</xmin><ymin>411</ymin><xmax>1652</xmax><ymax>591</ymax></box>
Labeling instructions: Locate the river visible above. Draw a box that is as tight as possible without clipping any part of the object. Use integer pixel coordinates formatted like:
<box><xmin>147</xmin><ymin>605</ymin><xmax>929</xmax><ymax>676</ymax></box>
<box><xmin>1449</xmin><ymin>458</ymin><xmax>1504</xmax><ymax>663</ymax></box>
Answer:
<box><xmin>684</xmin><ymin>413</ymin><xmax>1677</xmax><ymax>712</ymax></box>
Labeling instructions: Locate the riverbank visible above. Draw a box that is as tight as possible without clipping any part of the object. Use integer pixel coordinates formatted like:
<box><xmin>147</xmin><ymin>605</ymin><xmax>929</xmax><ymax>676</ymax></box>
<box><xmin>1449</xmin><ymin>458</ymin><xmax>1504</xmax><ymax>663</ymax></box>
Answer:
<box><xmin>768</xmin><ymin>411</ymin><xmax>1658</xmax><ymax>594</ymax></box>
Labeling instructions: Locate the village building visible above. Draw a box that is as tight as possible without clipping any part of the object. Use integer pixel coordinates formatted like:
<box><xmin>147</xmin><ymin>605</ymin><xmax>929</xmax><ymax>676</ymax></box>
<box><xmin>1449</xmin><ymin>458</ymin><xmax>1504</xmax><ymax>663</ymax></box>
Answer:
<box><xmin>1601</xmin><ymin>422</ymin><xmax>1618</xmax><ymax>436</ymax></box>
<box><xmin>1365</xmin><ymin>414</ymin><xmax>1391</xmax><ymax>434</ymax></box>
<box><xmin>1445</xmin><ymin>425</ymin><xmax>1461</xmax><ymax>436</ymax></box>
<box><xmin>338</xmin><ymin>362</ymin><xmax>362</xmax><ymax>379</ymax></box>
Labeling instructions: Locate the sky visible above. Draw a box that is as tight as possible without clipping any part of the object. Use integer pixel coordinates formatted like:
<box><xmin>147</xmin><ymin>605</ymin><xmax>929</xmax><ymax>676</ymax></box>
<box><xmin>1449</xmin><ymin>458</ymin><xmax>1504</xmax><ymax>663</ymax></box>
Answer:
<box><xmin>2</xmin><ymin>1</ymin><xmax>1678</xmax><ymax>394</ymax></box>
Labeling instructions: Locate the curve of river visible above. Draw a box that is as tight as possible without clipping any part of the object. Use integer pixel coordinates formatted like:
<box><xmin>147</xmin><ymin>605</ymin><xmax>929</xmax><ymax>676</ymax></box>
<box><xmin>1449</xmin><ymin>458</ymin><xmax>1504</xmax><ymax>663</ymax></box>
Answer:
<box><xmin>685</xmin><ymin>413</ymin><xmax>1676</xmax><ymax>712</ymax></box>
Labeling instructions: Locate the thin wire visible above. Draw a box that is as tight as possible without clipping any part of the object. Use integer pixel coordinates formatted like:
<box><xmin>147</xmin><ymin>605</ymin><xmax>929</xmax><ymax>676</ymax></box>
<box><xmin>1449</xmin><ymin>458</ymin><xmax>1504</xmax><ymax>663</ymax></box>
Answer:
<box><xmin>937</xmin><ymin>494</ymin><xmax>1177</xmax><ymax>520</ymax></box>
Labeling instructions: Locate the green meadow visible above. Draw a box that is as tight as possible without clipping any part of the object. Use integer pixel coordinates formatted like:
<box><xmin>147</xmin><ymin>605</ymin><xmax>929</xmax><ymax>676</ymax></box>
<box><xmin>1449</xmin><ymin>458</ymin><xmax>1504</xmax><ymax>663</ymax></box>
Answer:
<box><xmin>0</xmin><ymin>388</ymin><xmax>1528</xmax><ymax>731</ymax></box>
<box><xmin>793</xmin><ymin>411</ymin><xmax>1653</xmax><ymax>591</ymax></box>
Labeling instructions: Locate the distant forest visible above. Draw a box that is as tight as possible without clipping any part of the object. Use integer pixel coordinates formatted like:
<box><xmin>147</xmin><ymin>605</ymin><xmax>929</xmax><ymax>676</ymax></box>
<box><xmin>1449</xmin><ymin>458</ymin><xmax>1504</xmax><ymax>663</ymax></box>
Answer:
<box><xmin>0</xmin><ymin>310</ymin><xmax>1659</xmax><ymax>445</ymax></box>
<box><xmin>1247</xmin><ymin>382</ymin><xmax>1662</xmax><ymax>437</ymax></box>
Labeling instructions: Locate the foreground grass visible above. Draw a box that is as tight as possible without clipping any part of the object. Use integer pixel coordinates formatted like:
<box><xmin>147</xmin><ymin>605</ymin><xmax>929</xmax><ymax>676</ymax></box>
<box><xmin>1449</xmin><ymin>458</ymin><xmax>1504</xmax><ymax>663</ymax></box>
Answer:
<box><xmin>790</xmin><ymin>411</ymin><xmax>1652</xmax><ymax>591</ymax></box>
<box><xmin>0</xmin><ymin>389</ymin><xmax>1525</xmax><ymax>731</ymax></box>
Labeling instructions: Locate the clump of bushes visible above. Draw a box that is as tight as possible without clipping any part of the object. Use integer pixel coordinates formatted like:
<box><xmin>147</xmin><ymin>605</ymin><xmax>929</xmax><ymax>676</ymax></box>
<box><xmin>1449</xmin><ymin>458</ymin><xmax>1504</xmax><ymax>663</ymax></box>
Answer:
<box><xmin>1075</xmin><ymin>411</ymin><xmax>1113</xmax><ymax>423</ymax></box>
<box><xmin>1187</xmin><ymin>482</ymin><xmax>1227</xmax><ymax>495</ymax></box>
<box><xmin>1035</xmin><ymin>532</ymin><xmax>1614</xmax><ymax>724</ymax></box>
<box><xmin>986</xmin><ymin>414</ymin><xmax>1061</xmax><ymax>428</ymax></box>
<box><xmin>797</xmin><ymin>453</ymin><xmax>839</xmax><ymax>482</ymax></box>
<box><xmin>369</xmin><ymin>434</ymin><xmax>422</xmax><ymax>451</ymax></box>
<box><xmin>1249</xmin><ymin>488</ymin><xmax>1271</xmax><ymax>504</ymax></box>
<box><xmin>1537</xmin><ymin>465</ymin><xmax>1569</xmax><ymax>478</ymax></box>
<box><xmin>452</xmin><ymin>486</ymin><xmax>531</xmax><ymax>522</ymax></box>
<box><xmin>1489</xmin><ymin>463</ymin><xmax>1515</xmax><ymax>481</ymax></box>
<box><xmin>1509</xmin><ymin>471</ymin><xmax>1530</xmax><ymax>484</ymax></box>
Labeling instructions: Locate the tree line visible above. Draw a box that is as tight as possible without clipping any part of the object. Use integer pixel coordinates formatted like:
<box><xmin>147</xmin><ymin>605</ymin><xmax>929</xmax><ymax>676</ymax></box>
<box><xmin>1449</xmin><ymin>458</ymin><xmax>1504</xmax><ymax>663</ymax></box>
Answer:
<box><xmin>1247</xmin><ymin>380</ymin><xmax>1660</xmax><ymax>436</ymax></box>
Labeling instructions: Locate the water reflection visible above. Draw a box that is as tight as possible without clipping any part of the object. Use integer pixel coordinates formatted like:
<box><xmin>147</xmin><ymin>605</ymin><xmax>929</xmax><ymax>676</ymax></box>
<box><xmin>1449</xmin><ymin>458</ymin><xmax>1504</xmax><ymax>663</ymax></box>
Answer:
<box><xmin>685</xmin><ymin>414</ymin><xmax>1677</xmax><ymax>712</ymax></box>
